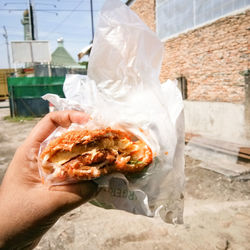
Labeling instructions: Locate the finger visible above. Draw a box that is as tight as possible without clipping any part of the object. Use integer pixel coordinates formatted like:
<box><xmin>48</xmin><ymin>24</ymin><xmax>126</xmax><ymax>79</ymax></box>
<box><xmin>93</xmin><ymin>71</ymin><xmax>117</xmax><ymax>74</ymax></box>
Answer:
<box><xmin>27</xmin><ymin>110</ymin><xmax>89</xmax><ymax>145</ymax></box>
<box><xmin>50</xmin><ymin>110</ymin><xmax>89</xmax><ymax>128</ymax></box>
<box><xmin>49</xmin><ymin>181</ymin><xmax>98</xmax><ymax>212</ymax></box>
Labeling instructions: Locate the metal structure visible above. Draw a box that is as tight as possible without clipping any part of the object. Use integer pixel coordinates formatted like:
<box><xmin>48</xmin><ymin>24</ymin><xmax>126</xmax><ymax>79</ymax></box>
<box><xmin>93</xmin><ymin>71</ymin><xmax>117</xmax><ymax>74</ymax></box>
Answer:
<box><xmin>8</xmin><ymin>76</ymin><xmax>65</xmax><ymax>117</ymax></box>
<box><xmin>156</xmin><ymin>0</ymin><xmax>250</xmax><ymax>40</ymax></box>
<box><xmin>11</xmin><ymin>40</ymin><xmax>51</xmax><ymax>64</ymax></box>
<box><xmin>2</xmin><ymin>26</ymin><xmax>11</xmax><ymax>69</ymax></box>
<box><xmin>90</xmin><ymin>0</ymin><xmax>94</xmax><ymax>42</ymax></box>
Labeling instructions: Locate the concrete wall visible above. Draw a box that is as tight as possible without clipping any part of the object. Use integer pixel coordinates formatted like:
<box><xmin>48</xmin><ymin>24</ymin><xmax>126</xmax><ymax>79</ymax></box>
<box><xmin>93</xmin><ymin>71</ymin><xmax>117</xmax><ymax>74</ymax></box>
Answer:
<box><xmin>184</xmin><ymin>101</ymin><xmax>249</xmax><ymax>144</ymax></box>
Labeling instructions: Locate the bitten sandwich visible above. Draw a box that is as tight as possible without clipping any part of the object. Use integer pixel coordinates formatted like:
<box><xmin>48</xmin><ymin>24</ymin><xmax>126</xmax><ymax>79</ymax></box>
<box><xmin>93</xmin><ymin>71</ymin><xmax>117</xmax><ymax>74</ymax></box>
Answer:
<box><xmin>39</xmin><ymin>128</ymin><xmax>153</xmax><ymax>181</ymax></box>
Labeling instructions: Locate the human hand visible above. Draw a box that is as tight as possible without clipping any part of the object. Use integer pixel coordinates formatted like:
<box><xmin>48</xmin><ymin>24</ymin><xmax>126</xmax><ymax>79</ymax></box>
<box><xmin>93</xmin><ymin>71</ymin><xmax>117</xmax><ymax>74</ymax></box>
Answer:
<box><xmin>0</xmin><ymin>111</ymin><xmax>98</xmax><ymax>249</ymax></box>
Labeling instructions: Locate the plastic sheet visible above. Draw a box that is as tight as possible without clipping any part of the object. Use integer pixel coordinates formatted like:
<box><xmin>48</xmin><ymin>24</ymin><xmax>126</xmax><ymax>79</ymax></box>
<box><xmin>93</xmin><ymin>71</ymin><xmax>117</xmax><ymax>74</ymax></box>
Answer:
<box><xmin>40</xmin><ymin>0</ymin><xmax>185</xmax><ymax>223</ymax></box>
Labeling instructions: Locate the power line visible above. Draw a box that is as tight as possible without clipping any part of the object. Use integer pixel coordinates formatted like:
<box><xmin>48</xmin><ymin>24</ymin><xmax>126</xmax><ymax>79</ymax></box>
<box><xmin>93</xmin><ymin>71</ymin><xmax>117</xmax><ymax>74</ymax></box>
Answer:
<box><xmin>0</xmin><ymin>9</ymin><xmax>98</xmax><ymax>12</ymax></box>
<box><xmin>3</xmin><ymin>2</ymin><xmax>57</xmax><ymax>7</ymax></box>
<box><xmin>45</xmin><ymin>0</ymin><xmax>87</xmax><ymax>38</ymax></box>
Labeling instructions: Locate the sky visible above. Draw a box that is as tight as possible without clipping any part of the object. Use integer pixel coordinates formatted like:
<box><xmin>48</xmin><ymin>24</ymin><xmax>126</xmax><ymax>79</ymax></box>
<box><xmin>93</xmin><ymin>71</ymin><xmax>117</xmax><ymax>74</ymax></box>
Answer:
<box><xmin>0</xmin><ymin>0</ymin><xmax>127</xmax><ymax>69</ymax></box>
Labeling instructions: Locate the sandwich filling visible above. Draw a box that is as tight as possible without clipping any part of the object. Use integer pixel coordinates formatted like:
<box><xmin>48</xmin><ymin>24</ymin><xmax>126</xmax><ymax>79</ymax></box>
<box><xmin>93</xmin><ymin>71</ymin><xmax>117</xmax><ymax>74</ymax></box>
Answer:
<box><xmin>40</xmin><ymin>128</ymin><xmax>153</xmax><ymax>180</ymax></box>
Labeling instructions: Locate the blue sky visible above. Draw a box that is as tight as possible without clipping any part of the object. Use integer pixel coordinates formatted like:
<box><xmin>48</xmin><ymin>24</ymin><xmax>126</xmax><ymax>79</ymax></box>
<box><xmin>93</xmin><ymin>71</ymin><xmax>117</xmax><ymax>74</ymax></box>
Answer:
<box><xmin>0</xmin><ymin>0</ymin><xmax>126</xmax><ymax>68</ymax></box>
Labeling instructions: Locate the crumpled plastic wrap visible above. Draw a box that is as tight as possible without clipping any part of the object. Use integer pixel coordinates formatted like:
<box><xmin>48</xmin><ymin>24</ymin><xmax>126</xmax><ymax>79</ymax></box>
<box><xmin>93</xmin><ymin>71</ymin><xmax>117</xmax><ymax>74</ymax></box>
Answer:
<box><xmin>40</xmin><ymin>0</ymin><xmax>185</xmax><ymax>223</ymax></box>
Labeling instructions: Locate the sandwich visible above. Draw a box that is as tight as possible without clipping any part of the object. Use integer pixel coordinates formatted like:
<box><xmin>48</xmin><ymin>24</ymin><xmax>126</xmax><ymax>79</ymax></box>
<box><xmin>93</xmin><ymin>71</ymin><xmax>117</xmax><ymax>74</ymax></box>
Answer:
<box><xmin>39</xmin><ymin>128</ymin><xmax>153</xmax><ymax>181</ymax></box>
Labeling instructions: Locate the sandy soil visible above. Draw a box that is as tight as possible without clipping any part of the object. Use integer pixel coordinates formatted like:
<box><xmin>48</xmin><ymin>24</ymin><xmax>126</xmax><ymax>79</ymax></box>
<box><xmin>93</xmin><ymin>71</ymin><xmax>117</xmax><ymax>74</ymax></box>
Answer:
<box><xmin>0</xmin><ymin>105</ymin><xmax>249</xmax><ymax>250</ymax></box>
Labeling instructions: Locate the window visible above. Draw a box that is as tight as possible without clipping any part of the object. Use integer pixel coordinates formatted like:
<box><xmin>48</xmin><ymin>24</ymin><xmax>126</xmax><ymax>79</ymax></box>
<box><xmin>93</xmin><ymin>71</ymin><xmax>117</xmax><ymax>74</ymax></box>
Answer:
<box><xmin>177</xmin><ymin>76</ymin><xmax>187</xmax><ymax>100</ymax></box>
<box><xmin>156</xmin><ymin>0</ymin><xmax>249</xmax><ymax>40</ymax></box>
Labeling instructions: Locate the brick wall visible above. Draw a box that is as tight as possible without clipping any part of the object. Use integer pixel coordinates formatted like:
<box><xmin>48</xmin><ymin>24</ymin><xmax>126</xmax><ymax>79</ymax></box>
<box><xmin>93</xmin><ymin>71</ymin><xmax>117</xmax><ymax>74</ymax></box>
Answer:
<box><xmin>131</xmin><ymin>0</ymin><xmax>156</xmax><ymax>32</ymax></box>
<box><xmin>131</xmin><ymin>1</ymin><xmax>250</xmax><ymax>103</ymax></box>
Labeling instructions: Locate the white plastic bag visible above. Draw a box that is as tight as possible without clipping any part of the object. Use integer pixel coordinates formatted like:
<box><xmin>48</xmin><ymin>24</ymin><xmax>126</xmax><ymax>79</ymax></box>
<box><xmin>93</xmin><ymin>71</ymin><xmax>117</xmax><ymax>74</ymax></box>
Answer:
<box><xmin>41</xmin><ymin>0</ymin><xmax>185</xmax><ymax>223</ymax></box>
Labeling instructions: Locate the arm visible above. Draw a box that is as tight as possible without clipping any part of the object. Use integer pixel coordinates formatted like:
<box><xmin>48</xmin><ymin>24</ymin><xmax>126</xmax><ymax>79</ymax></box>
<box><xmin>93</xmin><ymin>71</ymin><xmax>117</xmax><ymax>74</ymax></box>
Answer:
<box><xmin>0</xmin><ymin>111</ymin><xmax>97</xmax><ymax>249</ymax></box>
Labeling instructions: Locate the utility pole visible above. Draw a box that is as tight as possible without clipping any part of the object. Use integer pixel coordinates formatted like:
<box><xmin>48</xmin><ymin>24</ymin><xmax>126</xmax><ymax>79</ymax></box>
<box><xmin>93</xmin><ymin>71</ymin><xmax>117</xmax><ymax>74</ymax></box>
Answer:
<box><xmin>2</xmin><ymin>26</ymin><xmax>11</xmax><ymax>68</ymax></box>
<box><xmin>90</xmin><ymin>0</ymin><xmax>94</xmax><ymax>41</ymax></box>
<box><xmin>28</xmin><ymin>0</ymin><xmax>35</xmax><ymax>40</ymax></box>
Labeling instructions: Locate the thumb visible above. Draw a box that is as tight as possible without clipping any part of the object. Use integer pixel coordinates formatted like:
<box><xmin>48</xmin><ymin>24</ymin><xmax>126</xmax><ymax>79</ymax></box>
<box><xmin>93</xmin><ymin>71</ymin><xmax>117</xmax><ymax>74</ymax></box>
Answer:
<box><xmin>49</xmin><ymin>181</ymin><xmax>98</xmax><ymax>213</ymax></box>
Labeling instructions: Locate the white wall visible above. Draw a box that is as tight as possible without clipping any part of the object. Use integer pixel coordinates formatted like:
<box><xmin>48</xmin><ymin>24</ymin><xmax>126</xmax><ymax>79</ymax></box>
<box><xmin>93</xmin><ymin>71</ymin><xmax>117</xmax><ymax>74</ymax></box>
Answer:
<box><xmin>184</xmin><ymin>101</ymin><xmax>249</xmax><ymax>144</ymax></box>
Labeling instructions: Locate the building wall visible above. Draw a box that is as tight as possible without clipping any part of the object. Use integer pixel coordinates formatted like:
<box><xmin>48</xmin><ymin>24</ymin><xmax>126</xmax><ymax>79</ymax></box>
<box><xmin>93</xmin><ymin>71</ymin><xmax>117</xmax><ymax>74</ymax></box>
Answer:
<box><xmin>131</xmin><ymin>0</ymin><xmax>250</xmax><ymax>103</ymax></box>
<box><xmin>184</xmin><ymin>101</ymin><xmax>248</xmax><ymax>143</ymax></box>
<box><xmin>131</xmin><ymin>0</ymin><xmax>156</xmax><ymax>32</ymax></box>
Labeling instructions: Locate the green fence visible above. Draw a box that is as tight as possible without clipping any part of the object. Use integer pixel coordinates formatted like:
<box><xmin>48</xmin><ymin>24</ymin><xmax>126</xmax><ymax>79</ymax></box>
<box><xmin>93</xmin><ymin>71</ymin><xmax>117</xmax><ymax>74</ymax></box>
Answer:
<box><xmin>8</xmin><ymin>76</ymin><xmax>65</xmax><ymax>98</ymax></box>
<box><xmin>7</xmin><ymin>76</ymin><xmax>65</xmax><ymax>117</ymax></box>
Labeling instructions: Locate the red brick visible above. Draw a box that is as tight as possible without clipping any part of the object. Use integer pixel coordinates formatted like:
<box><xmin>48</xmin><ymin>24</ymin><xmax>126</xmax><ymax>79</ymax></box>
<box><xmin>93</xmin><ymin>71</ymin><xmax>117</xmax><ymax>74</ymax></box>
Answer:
<box><xmin>131</xmin><ymin>1</ymin><xmax>249</xmax><ymax>103</ymax></box>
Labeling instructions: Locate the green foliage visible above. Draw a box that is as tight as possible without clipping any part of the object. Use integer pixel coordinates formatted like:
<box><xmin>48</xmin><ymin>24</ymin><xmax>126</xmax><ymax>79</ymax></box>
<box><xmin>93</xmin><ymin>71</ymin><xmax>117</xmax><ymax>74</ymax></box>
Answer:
<box><xmin>4</xmin><ymin>116</ymin><xmax>35</xmax><ymax>122</ymax></box>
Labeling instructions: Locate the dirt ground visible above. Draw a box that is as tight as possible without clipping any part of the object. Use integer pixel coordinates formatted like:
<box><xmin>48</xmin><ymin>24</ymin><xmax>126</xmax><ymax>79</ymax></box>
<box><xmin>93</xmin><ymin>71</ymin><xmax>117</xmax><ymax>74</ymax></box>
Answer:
<box><xmin>0</xmin><ymin>104</ymin><xmax>249</xmax><ymax>250</ymax></box>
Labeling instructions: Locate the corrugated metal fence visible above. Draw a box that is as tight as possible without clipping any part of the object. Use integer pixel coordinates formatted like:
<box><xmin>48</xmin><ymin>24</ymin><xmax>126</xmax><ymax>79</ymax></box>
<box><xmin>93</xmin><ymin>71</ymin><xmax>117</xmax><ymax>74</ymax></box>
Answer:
<box><xmin>0</xmin><ymin>69</ymin><xmax>14</xmax><ymax>101</ymax></box>
<box><xmin>8</xmin><ymin>76</ymin><xmax>65</xmax><ymax>117</ymax></box>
